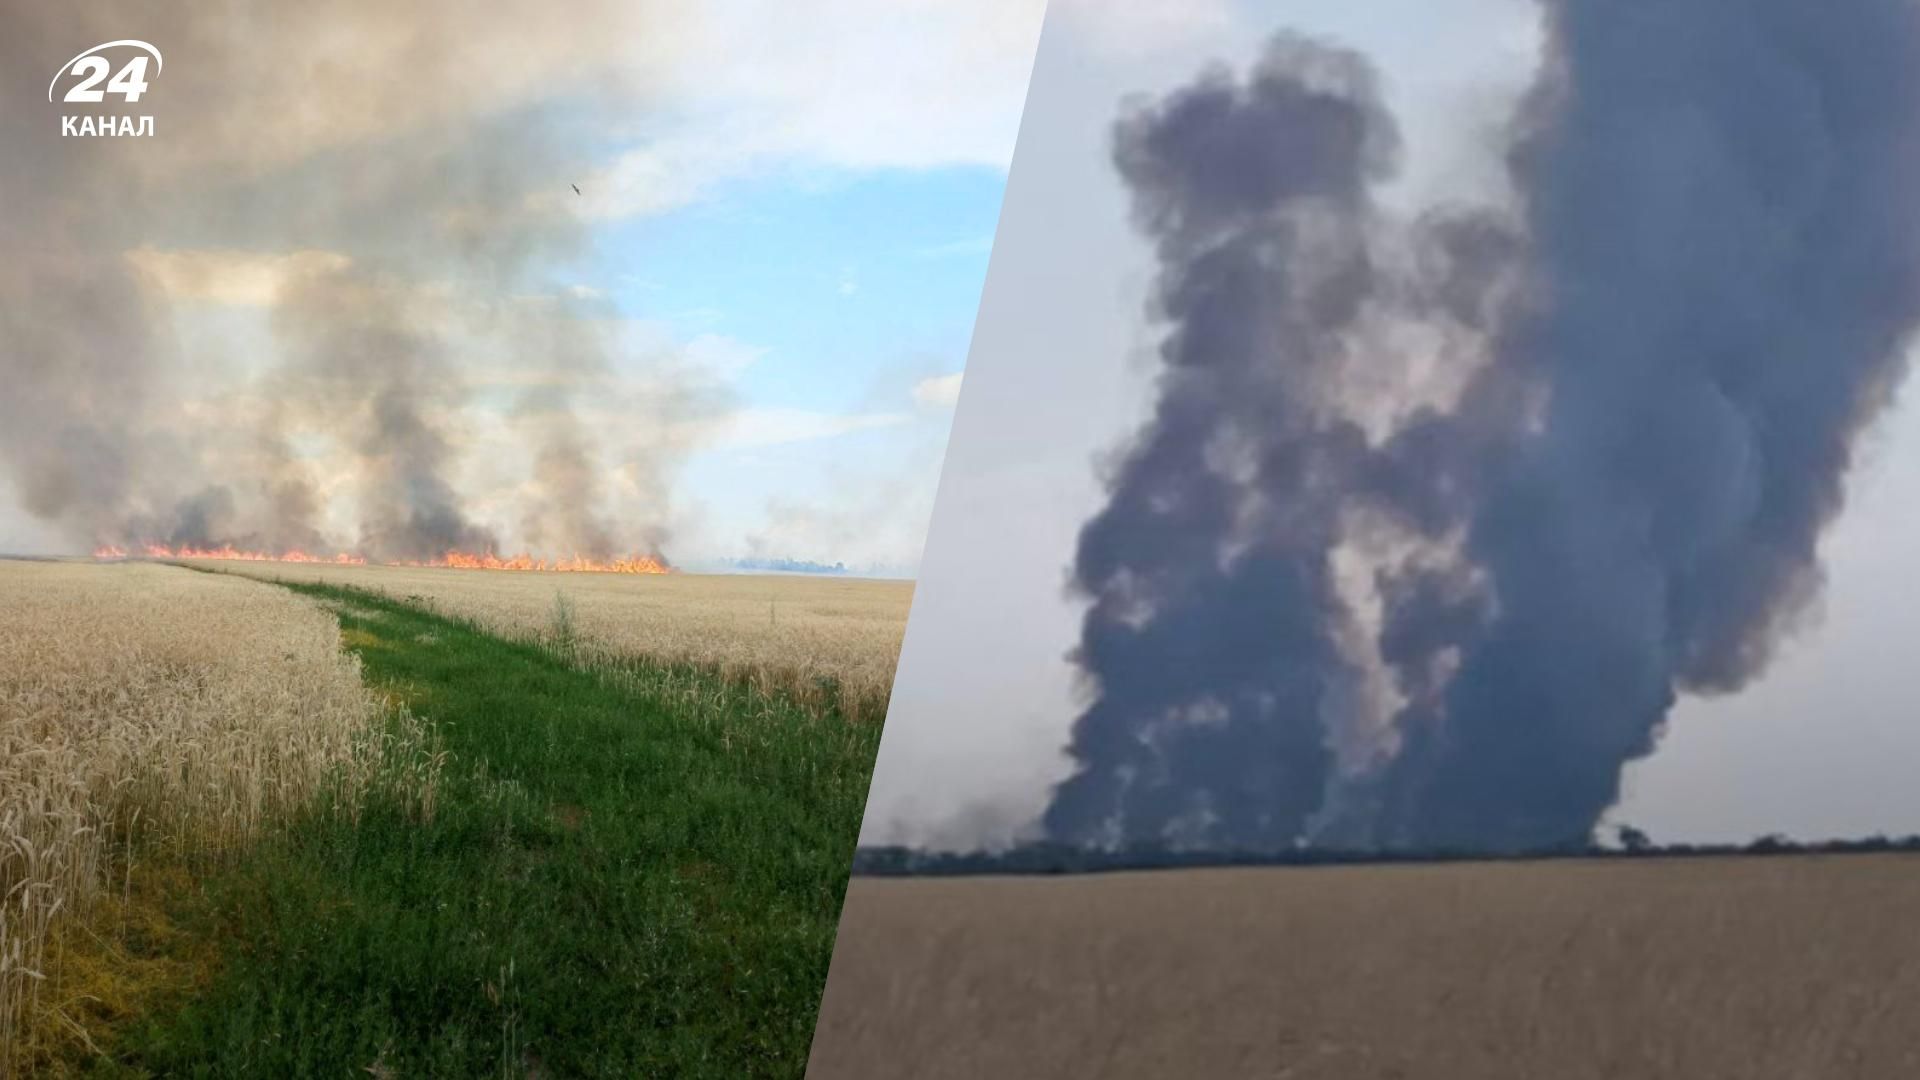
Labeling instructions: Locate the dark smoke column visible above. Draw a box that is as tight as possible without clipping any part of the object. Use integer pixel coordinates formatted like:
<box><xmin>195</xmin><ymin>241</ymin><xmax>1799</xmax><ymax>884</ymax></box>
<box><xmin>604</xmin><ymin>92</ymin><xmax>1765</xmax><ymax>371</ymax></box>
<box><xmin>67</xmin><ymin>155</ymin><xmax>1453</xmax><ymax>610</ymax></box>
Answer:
<box><xmin>1383</xmin><ymin>0</ymin><xmax>1920</xmax><ymax>850</ymax></box>
<box><xmin>1044</xmin><ymin>36</ymin><xmax>1402</xmax><ymax>851</ymax></box>
<box><xmin>1047</xmin><ymin>2</ymin><xmax>1920</xmax><ymax>855</ymax></box>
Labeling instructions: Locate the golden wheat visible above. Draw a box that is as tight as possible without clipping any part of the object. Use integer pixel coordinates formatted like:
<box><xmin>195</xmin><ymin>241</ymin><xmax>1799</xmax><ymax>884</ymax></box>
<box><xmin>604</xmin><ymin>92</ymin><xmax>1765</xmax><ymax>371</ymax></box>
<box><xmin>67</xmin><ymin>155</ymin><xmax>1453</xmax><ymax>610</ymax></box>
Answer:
<box><xmin>0</xmin><ymin>559</ymin><xmax>423</xmax><ymax>1073</ymax></box>
<box><xmin>206</xmin><ymin>560</ymin><xmax>915</xmax><ymax>720</ymax></box>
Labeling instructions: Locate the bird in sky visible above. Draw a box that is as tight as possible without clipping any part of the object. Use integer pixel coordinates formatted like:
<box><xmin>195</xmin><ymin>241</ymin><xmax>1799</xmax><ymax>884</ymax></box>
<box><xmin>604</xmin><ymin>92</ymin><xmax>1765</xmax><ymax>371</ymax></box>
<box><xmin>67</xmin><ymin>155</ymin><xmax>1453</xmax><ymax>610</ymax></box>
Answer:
<box><xmin>571</xmin><ymin>183</ymin><xmax>581</xmax><ymax>195</ymax></box>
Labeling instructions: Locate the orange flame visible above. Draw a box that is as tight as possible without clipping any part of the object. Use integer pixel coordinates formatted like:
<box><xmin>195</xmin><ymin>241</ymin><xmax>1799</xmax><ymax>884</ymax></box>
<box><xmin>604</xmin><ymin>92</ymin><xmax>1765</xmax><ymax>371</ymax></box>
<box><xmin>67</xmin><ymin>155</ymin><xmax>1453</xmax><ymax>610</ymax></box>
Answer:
<box><xmin>94</xmin><ymin>543</ymin><xmax>669</xmax><ymax>575</ymax></box>
<box><xmin>133</xmin><ymin>543</ymin><xmax>370</xmax><ymax>565</ymax></box>
<box><xmin>393</xmin><ymin>551</ymin><xmax>671</xmax><ymax>574</ymax></box>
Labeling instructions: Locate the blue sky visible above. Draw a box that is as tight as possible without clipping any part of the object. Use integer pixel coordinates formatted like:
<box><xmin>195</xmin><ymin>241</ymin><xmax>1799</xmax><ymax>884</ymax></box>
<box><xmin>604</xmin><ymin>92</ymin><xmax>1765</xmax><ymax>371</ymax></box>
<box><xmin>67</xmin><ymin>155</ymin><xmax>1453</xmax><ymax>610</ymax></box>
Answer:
<box><xmin>594</xmin><ymin>166</ymin><xmax>1010</xmax><ymax>571</ymax></box>
<box><xmin>595</xmin><ymin>166</ymin><xmax>1006</xmax><ymax>406</ymax></box>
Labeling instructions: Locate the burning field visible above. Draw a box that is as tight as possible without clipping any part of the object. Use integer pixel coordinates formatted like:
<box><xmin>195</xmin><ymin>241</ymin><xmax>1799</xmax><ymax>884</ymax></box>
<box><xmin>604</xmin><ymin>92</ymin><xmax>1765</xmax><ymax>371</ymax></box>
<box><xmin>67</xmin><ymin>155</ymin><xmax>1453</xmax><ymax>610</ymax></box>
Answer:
<box><xmin>0</xmin><ymin>0</ymin><xmax>721</xmax><ymax>609</ymax></box>
<box><xmin>91</xmin><ymin>544</ymin><xmax>672</xmax><ymax>575</ymax></box>
<box><xmin>0</xmin><ymin>556</ymin><xmax>892</xmax><ymax>1075</ymax></box>
<box><xmin>810</xmin><ymin>858</ymin><xmax>1920</xmax><ymax>1080</ymax></box>
<box><xmin>1</xmin><ymin>0</ymin><xmax>983</xmax><ymax>1070</ymax></box>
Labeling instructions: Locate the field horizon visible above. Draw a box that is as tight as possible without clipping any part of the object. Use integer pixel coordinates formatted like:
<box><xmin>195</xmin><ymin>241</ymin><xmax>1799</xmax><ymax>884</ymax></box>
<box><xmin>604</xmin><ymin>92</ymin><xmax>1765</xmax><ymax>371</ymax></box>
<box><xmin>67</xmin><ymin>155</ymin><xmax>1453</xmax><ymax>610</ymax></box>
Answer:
<box><xmin>845</xmin><ymin>833</ymin><xmax>1920</xmax><ymax>878</ymax></box>
<box><xmin>195</xmin><ymin>557</ymin><xmax>913</xmax><ymax>724</ymax></box>
<box><xmin>810</xmin><ymin>853</ymin><xmax>1920</xmax><ymax>1079</ymax></box>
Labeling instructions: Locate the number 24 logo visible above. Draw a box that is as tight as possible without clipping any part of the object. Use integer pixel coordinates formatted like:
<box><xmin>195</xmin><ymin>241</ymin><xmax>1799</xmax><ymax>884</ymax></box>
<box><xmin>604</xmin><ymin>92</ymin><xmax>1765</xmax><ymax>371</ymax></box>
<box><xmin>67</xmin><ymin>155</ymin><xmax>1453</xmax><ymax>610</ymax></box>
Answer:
<box><xmin>48</xmin><ymin>40</ymin><xmax>164</xmax><ymax>104</ymax></box>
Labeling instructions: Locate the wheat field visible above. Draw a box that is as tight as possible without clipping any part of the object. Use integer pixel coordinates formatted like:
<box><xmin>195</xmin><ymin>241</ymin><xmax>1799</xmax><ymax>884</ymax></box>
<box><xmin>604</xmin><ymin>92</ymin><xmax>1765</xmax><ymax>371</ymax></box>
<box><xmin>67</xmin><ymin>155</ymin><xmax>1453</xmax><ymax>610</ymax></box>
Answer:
<box><xmin>811</xmin><ymin>857</ymin><xmax>1920</xmax><ymax>1080</ymax></box>
<box><xmin>202</xmin><ymin>560</ymin><xmax>915</xmax><ymax>720</ymax></box>
<box><xmin>0</xmin><ymin>559</ymin><xmax>433</xmax><ymax>1074</ymax></box>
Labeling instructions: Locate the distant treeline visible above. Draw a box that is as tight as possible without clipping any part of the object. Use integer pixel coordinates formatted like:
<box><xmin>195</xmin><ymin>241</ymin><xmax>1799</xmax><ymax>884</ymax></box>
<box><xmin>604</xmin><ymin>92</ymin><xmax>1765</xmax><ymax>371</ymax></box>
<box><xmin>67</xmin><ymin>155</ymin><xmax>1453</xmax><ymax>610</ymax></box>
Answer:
<box><xmin>721</xmin><ymin>557</ymin><xmax>849</xmax><ymax>575</ymax></box>
<box><xmin>850</xmin><ymin>832</ymin><xmax>1920</xmax><ymax>877</ymax></box>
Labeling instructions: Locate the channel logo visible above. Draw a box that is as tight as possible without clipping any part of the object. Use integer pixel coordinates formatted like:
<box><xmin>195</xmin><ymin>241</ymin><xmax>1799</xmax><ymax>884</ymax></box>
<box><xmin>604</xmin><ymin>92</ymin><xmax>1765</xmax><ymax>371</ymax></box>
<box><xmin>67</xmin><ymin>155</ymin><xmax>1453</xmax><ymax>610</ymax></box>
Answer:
<box><xmin>48</xmin><ymin>39</ymin><xmax>163</xmax><ymax>137</ymax></box>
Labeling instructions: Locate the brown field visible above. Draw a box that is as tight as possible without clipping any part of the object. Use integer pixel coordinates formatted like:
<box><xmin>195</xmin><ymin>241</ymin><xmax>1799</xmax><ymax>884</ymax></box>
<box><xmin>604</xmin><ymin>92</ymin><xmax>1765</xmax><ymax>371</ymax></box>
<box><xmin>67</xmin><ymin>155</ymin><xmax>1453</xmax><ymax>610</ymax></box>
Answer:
<box><xmin>201</xmin><ymin>560</ymin><xmax>914</xmax><ymax>721</ymax></box>
<box><xmin>0</xmin><ymin>559</ymin><xmax>437</xmax><ymax>1071</ymax></box>
<box><xmin>809</xmin><ymin>856</ymin><xmax>1920</xmax><ymax>1079</ymax></box>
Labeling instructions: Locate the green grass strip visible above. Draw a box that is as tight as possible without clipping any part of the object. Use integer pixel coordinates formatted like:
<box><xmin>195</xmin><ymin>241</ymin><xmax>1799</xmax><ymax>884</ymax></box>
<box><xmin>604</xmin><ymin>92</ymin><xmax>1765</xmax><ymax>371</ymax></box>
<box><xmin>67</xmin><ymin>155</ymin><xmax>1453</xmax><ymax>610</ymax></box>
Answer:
<box><xmin>108</xmin><ymin>581</ymin><xmax>880</xmax><ymax>1078</ymax></box>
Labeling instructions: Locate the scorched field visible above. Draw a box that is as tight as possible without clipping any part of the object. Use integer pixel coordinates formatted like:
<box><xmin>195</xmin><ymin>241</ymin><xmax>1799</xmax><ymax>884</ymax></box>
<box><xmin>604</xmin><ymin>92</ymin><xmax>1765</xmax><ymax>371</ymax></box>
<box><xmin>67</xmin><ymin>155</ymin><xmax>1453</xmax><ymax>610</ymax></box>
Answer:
<box><xmin>0</xmin><ymin>556</ymin><xmax>902</xmax><ymax>1077</ymax></box>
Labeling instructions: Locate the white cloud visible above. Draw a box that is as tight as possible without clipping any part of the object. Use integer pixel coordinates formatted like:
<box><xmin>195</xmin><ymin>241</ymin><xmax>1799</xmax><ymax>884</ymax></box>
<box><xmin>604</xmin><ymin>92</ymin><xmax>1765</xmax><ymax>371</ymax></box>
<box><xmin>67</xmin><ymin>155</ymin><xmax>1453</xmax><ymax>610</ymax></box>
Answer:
<box><xmin>567</xmin><ymin>129</ymin><xmax>760</xmax><ymax>219</ymax></box>
<box><xmin>576</xmin><ymin>0</ymin><xmax>1048</xmax><ymax>219</ymax></box>
<box><xmin>1051</xmin><ymin>0</ymin><xmax>1238</xmax><ymax>58</ymax></box>
<box><xmin>912</xmin><ymin>371</ymin><xmax>965</xmax><ymax>408</ymax></box>
<box><xmin>682</xmin><ymin>333</ymin><xmax>768</xmax><ymax>379</ymax></box>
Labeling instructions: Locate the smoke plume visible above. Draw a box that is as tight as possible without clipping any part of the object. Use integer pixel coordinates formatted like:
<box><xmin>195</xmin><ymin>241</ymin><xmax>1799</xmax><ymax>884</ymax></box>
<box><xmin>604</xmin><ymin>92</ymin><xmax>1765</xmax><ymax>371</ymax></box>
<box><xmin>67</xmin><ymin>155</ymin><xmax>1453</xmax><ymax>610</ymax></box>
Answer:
<box><xmin>1047</xmin><ymin>3</ymin><xmax>1920</xmax><ymax>853</ymax></box>
<box><xmin>0</xmin><ymin>0</ymin><xmax>690</xmax><ymax>562</ymax></box>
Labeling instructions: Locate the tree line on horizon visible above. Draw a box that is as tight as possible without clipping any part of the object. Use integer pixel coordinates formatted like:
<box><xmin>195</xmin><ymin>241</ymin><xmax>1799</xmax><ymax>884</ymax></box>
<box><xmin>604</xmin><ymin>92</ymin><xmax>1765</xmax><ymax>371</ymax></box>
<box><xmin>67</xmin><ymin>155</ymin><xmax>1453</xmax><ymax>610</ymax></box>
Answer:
<box><xmin>849</xmin><ymin>827</ymin><xmax>1920</xmax><ymax>877</ymax></box>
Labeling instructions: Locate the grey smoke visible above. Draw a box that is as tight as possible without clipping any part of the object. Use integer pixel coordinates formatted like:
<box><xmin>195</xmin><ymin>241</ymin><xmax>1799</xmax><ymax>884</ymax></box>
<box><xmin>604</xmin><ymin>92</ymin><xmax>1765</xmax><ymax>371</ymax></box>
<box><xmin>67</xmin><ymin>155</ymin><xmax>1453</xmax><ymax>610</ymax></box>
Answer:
<box><xmin>269</xmin><ymin>266</ymin><xmax>499</xmax><ymax>561</ymax></box>
<box><xmin>1047</xmin><ymin>2</ymin><xmax>1920</xmax><ymax>854</ymax></box>
<box><xmin>510</xmin><ymin>304</ymin><xmax>619</xmax><ymax>561</ymax></box>
<box><xmin>0</xmin><ymin>0</ymin><xmax>679</xmax><ymax>561</ymax></box>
